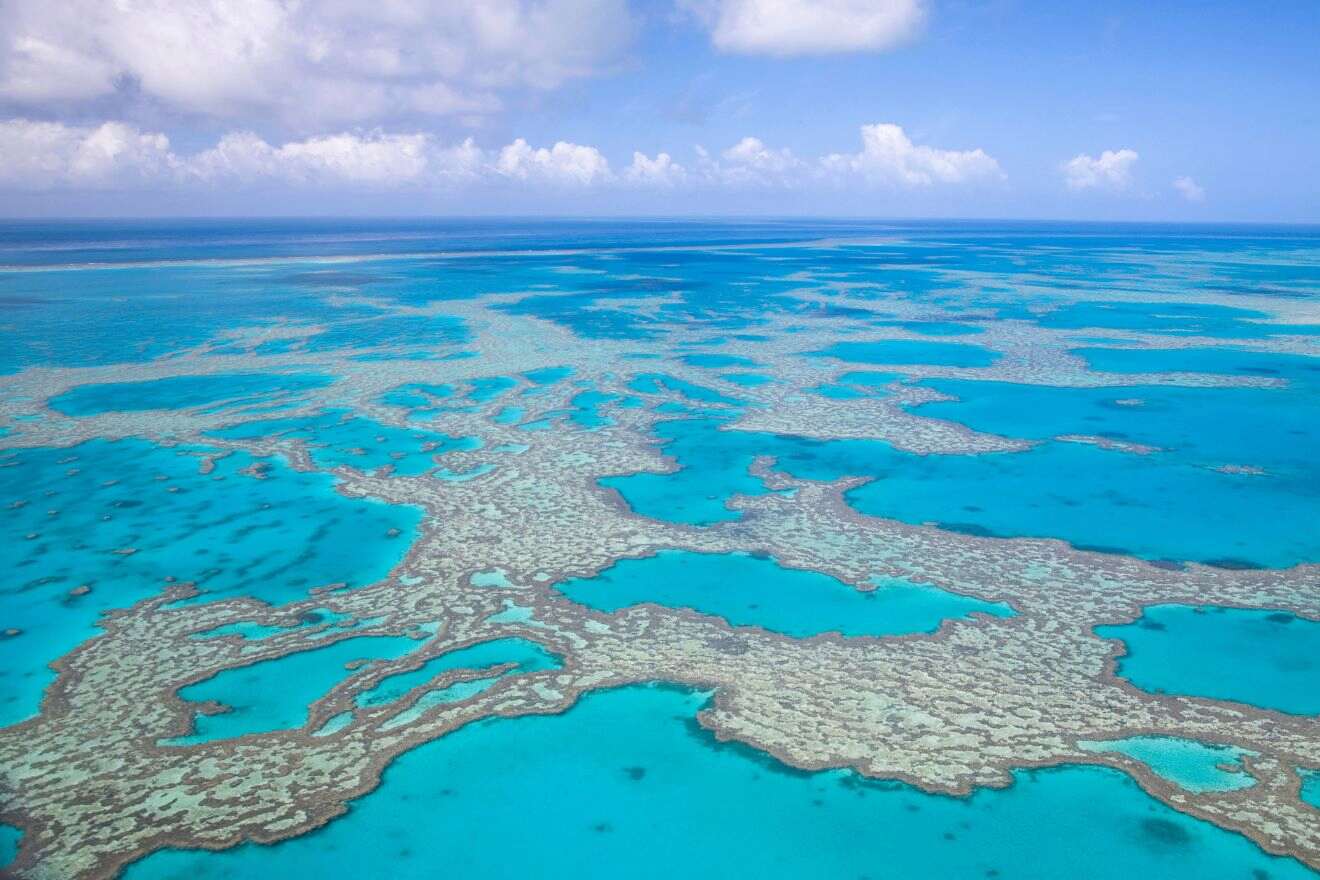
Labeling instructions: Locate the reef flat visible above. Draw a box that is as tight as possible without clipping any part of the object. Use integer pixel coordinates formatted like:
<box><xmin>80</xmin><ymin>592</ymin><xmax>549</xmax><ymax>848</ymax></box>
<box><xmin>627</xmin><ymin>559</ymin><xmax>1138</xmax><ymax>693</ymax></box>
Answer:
<box><xmin>0</xmin><ymin>220</ymin><xmax>1317</xmax><ymax>879</ymax></box>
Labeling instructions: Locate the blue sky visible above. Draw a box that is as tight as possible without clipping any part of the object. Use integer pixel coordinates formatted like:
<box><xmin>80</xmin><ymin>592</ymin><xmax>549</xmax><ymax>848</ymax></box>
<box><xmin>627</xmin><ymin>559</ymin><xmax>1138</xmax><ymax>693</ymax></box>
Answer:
<box><xmin>0</xmin><ymin>0</ymin><xmax>1316</xmax><ymax>220</ymax></box>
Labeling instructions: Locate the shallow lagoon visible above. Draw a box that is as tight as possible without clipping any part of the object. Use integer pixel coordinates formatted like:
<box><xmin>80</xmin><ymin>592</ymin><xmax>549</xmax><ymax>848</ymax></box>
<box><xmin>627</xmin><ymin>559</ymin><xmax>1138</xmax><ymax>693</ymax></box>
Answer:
<box><xmin>0</xmin><ymin>440</ymin><xmax>418</xmax><ymax>728</ymax></box>
<box><xmin>123</xmin><ymin>685</ymin><xmax>1316</xmax><ymax>880</ymax></box>
<box><xmin>1077</xmin><ymin>736</ymin><xmax>1257</xmax><ymax>792</ymax></box>
<box><xmin>49</xmin><ymin>372</ymin><xmax>334</xmax><ymax>416</ymax></box>
<box><xmin>209</xmin><ymin>409</ymin><xmax>479</xmax><ymax>476</ymax></box>
<box><xmin>355</xmin><ymin>638</ymin><xmax>559</xmax><ymax>709</ymax></box>
<box><xmin>554</xmin><ymin>550</ymin><xmax>1012</xmax><ymax>637</ymax></box>
<box><xmin>912</xmin><ymin>378</ymin><xmax>1320</xmax><ymax>476</ymax></box>
<box><xmin>810</xmin><ymin>339</ymin><xmax>1001</xmax><ymax>368</ymax></box>
<box><xmin>1096</xmin><ymin>605</ymin><xmax>1320</xmax><ymax>715</ymax></box>
<box><xmin>604</xmin><ymin>417</ymin><xmax>1319</xmax><ymax>567</ymax></box>
<box><xmin>166</xmin><ymin>634</ymin><xmax>428</xmax><ymax>744</ymax></box>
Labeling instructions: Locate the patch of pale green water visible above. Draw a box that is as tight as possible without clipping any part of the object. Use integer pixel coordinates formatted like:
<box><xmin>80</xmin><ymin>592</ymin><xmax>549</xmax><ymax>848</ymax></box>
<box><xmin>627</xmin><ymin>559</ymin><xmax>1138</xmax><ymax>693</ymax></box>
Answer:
<box><xmin>0</xmin><ymin>440</ymin><xmax>418</xmax><ymax>729</ymax></box>
<box><xmin>122</xmin><ymin>684</ymin><xmax>1319</xmax><ymax>880</ymax></box>
<box><xmin>47</xmin><ymin>372</ymin><xmax>334</xmax><ymax>416</ymax></box>
<box><xmin>553</xmin><ymin>550</ymin><xmax>1011</xmax><ymax>638</ymax></box>
<box><xmin>1078</xmin><ymin>737</ymin><xmax>1258</xmax><ymax>792</ymax></box>
<box><xmin>311</xmin><ymin>711</ymin><xmax>354</xmax><ymax>737</ymax></box>
<box><xmin>491</xmin><ymin>442</ymin><xmax>529</xmax><ymax>454</ymax></box>
<box><xmin>190</xmin><ymin>608</ymin><xmax>354</xmax><ymax>641</ymax></box>
<box><xmin>162</xmin><ymin>634</ymin><xmax>428</xmax><ymax>745</ymax></box>
<box><xmin>484</xmin><ymin>601</ymin><xmax>537</xmax><ymax>625</ymax></box>
<box><xmin>356</xmin><ymin>638</ymin><xmax>560</xmax><ymax>708</ymax></box>
<box><xmin>470</xmin><ymin>569</ymin><xmax>514</xmax><ymax>588</ymax></box>
<box><xmin>434</xmin><ymin>464</ymin><xmax>496</xmax><ymax>482</ymax></box>
<box><xmin>1096</xmin><ymin>606</ymin><xmax>1320</xmax><ymax>715</ymax></box>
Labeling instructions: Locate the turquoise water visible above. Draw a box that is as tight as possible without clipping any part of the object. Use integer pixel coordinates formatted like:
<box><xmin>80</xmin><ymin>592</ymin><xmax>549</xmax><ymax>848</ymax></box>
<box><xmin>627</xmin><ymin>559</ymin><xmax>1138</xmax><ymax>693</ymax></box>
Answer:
<box><xmin>1303</xmin><ymin>772</ymin><xmax>1320</xmax><ymax>809</ymax></box>
<box><xmin>1076</xmin><ymin>346</ymin><xmax>1320</xmax><ymax>388</ymax></box>
<box><xmin>1078</xmin><ymin>737</ymin><xmax>1257</xmax><ymax>792</ymax></box>
<box><xmin>0</xmin><ymin>822</ymin><xmax>20</xmax><ymax>869</ymax></box>
<box><xmin>809</xmin><ymin>340</ymin><xmax>1001</xmax><ymax>368</ymax></box>
<box><xmin>721</xmin><ymin>372</ymin><xmax>774</xmax><ymax>387</ymax></box>
<box><xmin>209</xmin><ymin>409</ymin><xmax>479</xmax><ymax>476</ymax></box>
<box><xmin>123</xmin><ymin>684</ymin><xmax>1315</xmax><ymax>880</ymax></box>
<box><xmin>1038</xmin><ymin>301</ymin><xmax>1315</xmax><ymax>338</ymax></box>
<box><xmin>838</xmin><ymin>369</ymin><xmax>904</xmax><ymax>389</ymax></box>
<box><xmin>4</xmin><ymin>220</ymin><xmax>1320</xmax><ymax>877</ymax></box>
<box><xmin>604</xmin><ymin>417</ymin><xmax>1319</xmax><ymax>566</ymax></box>
<box><xmin>0</xmin><ymin>441</ymin><xmax>418</xmax><ymax>728</ymax></box>
<box><xmin>355</xmin><ymin>638</ymin><xmax>559</xmax><ymax>708</ymax></box>
<box><xmin>379</xmin><ymin>382</ymin><xmax>455</xmax><ymax>415</ymax></box>
<box><xmin>166</xmin><ymin>634</ymin><xmax>428</xmax><ymax>744</ymax></box>
<box><xmin>912</xmin><ymin>378</ymin><xmax>1320</xmax><ymax>476</ymax></box>
<box><xmin>192</xmin><ymin>608</ymin><xmax>355</xmax><ymax>641</ymax></box>
<box><xmin>554</xmin><ymin>550</ymin><xmax>1011</xmax><ymax>637</ymax></box>
<box><xmin>876</xmin><ymin>320</ymin><xmax>985</xmax><ymax>336</ymax></box>
<box><xmin>49</xmin><ymin>373</ymin><xmax>334</xmax><ymax>416</ymax></box>
<box><xmin>681</xmin><ymin>353</ymin><xmax>758</xmax><ymax>368</ymax></box>
<box><xmin>627</xmin><ymin>373</ymin><xmax>744</xmax><ymax>406</ymax></box>
<box><xmin>467</xmin><ymin>376</ymin><xmax>517</xmax><ymax>403</ymax></box>
<box><xmin>1096</xmin><ymin>606</ymin><xmax>1320</xmax><ymax>715</ymax></box>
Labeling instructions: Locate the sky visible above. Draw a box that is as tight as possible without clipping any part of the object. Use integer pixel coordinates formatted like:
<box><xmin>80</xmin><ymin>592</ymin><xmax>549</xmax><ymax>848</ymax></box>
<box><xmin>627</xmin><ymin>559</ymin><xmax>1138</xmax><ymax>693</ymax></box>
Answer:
<box><xmin>0</xmin><ymin>0</ymin><xmax>1316</xmax><ymax>220</ymax></box>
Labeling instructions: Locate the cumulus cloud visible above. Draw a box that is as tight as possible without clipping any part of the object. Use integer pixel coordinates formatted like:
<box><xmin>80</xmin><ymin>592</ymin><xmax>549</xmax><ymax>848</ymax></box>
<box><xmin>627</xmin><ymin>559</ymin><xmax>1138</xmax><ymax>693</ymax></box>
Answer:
<box><xmin>1062</xmin><ymin>148</ymin><xmax>1139</xmax><ymax>191</ymax></box>
<box><xmin>0</xmin><ymin>117</ymin><xmax>1003</xmax><ymax>196</ymax></box>
<box><xmin>0</xmin><ymin>119</ymin><xmax>614</xmax><ymax>190</ymax></box>
<box><xmin>0</xmin><ymin>0</ymin><xmax>636</xmax><ymax>126</ymax></box>
<box><xmin>822</xmin><ymin>123</ymin><xmax>1003</xmax><ymax>186</ymax></box>
<box><xmin>495</xmin><ymin>139</ymin><xmax>612</xmax><ymax>185</ymax></box>
<box><xmin>190</xmin><ymin>131</ymin><xmax>439</xmax><ymax>185</ymax></box>
<box><xmin>698</xmin><ymin>136</ymin><xmax>804</xmax><ymax>185</ymax></box>
<box><xmin>0</xmin><ymin>119</ymin><xmax>176</xmax><ymax>188</ymax></box>
<box><xmin>625</xmin><ymin>152</ymin><xmax>686</xmax><ymax>186</ymax></box>
<box><xmin>1172</xmin><ymin>175</ymin><xmax>1205</xmax><ymax>203</ymax></box>
<box><xmin>681</xmin><ymin>0</ymin><xmax>925</xmax><ymax>56</ymax></box>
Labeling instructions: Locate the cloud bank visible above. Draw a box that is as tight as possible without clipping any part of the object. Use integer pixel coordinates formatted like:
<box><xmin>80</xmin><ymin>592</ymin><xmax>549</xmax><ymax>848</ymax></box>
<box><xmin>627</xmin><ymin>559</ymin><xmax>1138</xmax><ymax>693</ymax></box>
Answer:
<box><xmin>0</xmin><ymin>119</ymin><xmax>1002</xmax><ymax>195</ymax></box>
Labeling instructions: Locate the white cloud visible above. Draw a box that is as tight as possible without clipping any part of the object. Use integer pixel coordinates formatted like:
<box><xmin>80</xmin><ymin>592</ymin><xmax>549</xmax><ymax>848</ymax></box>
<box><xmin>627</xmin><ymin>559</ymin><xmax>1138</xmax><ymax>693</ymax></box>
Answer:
<box><xmin>0</xmin><ymin>0</ymin><xmax>635</xmax><ymax>126</ymax></box>
<box><xmin>822</xmin><ymin>123</ymin><xmax>1003</xmax><ymax>186</ymax></box>
<box><xmin>0</xmin><ymin>117</ymin><xmax>999</xmax><ymax>195</ymax></box>
<box><xmin>0</xmin><ymin>119</ymin><xmax>176</xmax><ymax>188</ymax></box>
<box><xmin>190</xmin><ymin>131</ymin><xmax>436</xmax><ymax>185</ymax></box>
<box><xmin>702</xmin><ymin>136</ymin><xmax>804</xmax><ymax>185</ymax></box>
<box><xmin>1063</xmin><ymin>148</ymin><xmax>1139</xmax><ymax>191</ymax></box>
<box><xmin>495</xmin><ymin>138</ymin><xmax>612</xmax><ymax>185</ymax></box>
<box><xmin>625</xmin><ymin>152</ymin><xmax>687</xmax><ymax>186</ymax></box>
<box><xmin>681</xmin><ymin>0</ymin><xmax>925</xmax><ymax>56</ymax></box>
<box><xmin>1172</xmin><ymin>175</ymin><xmax>1205</xmax><ymax>203</ymax></box>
